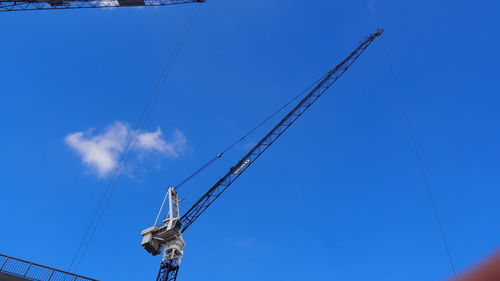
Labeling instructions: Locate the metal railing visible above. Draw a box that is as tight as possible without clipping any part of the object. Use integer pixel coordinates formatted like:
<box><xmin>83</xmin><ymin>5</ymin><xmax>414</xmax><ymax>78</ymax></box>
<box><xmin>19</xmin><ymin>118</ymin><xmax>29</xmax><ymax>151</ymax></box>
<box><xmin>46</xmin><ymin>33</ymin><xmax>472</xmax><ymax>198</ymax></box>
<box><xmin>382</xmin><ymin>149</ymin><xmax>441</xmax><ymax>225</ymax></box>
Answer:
<box><xmin>0</xmin><ymin>254</ymin><xmax>98</xmax><ymax>281</ymax></box>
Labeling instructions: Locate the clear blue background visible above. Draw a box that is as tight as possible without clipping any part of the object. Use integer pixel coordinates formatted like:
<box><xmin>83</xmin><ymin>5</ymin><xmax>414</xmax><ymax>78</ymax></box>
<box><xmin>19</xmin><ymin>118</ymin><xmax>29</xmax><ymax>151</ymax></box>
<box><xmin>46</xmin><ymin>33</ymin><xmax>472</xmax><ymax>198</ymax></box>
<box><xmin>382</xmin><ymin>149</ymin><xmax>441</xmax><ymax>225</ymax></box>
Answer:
<box><xmin>1</xmin><ymin>1</ymin><xmax>499</xmax><ymax>280</ymax></box>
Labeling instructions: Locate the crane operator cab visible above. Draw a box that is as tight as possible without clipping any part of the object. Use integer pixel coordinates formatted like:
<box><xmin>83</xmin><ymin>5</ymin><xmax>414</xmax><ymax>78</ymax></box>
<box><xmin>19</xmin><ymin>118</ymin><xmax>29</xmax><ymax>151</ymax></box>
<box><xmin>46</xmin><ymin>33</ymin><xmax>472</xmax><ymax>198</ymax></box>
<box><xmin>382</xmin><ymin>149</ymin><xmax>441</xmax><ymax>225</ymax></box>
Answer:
<box><xmin>141</xmin><ymin>188</ymin><xmax>186</xmax><ymax>263</ymax></box>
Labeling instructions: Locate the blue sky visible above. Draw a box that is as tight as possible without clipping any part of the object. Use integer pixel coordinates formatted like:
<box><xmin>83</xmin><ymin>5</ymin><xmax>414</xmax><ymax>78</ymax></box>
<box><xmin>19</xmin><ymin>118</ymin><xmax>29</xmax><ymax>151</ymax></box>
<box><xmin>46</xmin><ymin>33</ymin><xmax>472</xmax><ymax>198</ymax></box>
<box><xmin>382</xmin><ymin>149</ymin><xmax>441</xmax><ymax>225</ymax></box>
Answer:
<box><xmin>1</xmin><ymin>1</ymin><xmax>499</xmax><ymax>280</ymax></box>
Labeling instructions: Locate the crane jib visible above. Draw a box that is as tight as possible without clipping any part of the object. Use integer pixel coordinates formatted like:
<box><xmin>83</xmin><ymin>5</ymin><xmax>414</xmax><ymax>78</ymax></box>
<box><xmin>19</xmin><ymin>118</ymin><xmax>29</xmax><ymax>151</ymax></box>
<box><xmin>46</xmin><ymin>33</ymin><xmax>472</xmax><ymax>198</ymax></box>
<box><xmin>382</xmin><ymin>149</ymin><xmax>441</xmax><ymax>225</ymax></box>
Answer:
<box><xmin>0</xmin><ymin>0</ymin><xmax>205</xmax><ymax>12</ymax></box>
<box><xmin>179</xmin><ymin>29</ymin><xmax>383</xmax><ymax>234</ymax></box>
<box><xmin>154</xmin><ymin>29</ymin><xmax>383</xmax><ymax>281</ymax></box>
<box><xmin>233</xmin><ymin>159</ymin><xmax>250</xmax><ymax>174</ymax></box>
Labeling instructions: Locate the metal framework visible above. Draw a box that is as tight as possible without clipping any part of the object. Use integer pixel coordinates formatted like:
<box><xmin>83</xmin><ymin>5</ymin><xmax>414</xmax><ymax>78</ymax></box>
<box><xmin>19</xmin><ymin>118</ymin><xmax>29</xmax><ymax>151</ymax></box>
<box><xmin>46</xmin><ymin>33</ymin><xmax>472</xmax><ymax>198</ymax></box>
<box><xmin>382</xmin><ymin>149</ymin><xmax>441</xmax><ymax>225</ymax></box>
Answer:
<box><xmin>0</xmin><ymin>254</ymin><xmax>97</xmax><ymax>281</ymax></box>
<box><xmin>147</xmin><ymin>29</ymin><xmax>383</xmax><ymax>281</ymax></box>
<box><xmin>0</xmin><ymin>0</ymin><xmax>203</xmax><ymax>12</ymax></box>
<box><xmin>142</xmin><ymin>188</ymin><xmax>185</xmax><ymax>281</ymax></box>
<box><xmin>155</xmin><ymin>259</ymin><xmax>179</xmax><ymax>281</ymax></box>
<box><xmin>179</xmin><ymin>29</ymin><xmax>383</xmax><ymax>232</ymax></box>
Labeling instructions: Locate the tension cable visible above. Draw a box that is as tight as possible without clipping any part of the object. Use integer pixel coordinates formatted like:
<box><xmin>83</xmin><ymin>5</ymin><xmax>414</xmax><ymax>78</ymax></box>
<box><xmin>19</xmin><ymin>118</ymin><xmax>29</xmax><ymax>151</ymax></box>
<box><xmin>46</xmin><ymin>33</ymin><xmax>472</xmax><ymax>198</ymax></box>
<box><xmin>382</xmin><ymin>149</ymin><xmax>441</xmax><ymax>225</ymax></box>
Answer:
<box><xmin>173</xmin><ymin>74</ymin><xmax>327</xmax><ymax>191</ymax></box>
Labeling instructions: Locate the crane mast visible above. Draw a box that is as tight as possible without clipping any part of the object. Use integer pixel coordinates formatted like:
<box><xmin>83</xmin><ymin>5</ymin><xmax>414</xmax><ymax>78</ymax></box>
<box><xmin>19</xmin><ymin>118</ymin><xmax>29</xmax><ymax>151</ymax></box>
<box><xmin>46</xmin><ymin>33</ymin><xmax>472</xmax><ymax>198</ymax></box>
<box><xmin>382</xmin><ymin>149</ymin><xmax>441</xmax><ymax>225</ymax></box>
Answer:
<box><xmin>142</xmin><ymin>29</ymin><xmax>383</xmax><ymax>281</ymax></box>
<box><xmin>0</xmin><ymin>0</ymin><xmax>203</xmax><ymax>12</ymax></box>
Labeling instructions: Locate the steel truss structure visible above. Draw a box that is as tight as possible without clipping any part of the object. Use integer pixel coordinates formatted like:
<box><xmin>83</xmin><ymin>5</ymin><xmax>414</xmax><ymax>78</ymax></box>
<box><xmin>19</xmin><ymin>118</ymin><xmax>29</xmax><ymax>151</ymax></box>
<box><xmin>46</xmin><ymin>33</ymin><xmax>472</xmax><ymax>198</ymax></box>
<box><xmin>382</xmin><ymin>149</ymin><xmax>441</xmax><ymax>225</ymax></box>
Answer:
<box><xmin>156</xmin><ymin>260</ymin><xmax>179</xmax><ymax>281</ymax></box>
<box><xmin>179</xmin><ymin>29</ymin><xmax>384</xmax><ymax>232</ymax></box>
<box><xmin>149</xmin><ymin>29</ymin><xmax>383</xmax><ymax>281</ymax></box>
<box><xmin>0</xmin><ymin>254</ymin><xmax>97</xmax><ymax>281</ymax></box>
<box><xmin>0</xmin><ymin>0</ymin><xmax>203</xmax><ymax>12</ymax></box>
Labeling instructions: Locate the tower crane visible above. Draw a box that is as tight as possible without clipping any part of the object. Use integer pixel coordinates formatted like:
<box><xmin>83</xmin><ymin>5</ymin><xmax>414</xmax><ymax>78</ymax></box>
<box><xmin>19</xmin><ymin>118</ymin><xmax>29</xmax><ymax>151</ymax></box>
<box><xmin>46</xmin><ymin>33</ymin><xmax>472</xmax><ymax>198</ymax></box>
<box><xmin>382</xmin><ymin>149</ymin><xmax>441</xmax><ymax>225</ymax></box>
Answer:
<box><xmin>0</xmin><ymin>0</ymin><xmax>203</xmax><ymax>12</ymax></box>
<box><xmin>141</xmin><ymin>29</ymin><xmax>383</xmax><ymax>281</ymax></box>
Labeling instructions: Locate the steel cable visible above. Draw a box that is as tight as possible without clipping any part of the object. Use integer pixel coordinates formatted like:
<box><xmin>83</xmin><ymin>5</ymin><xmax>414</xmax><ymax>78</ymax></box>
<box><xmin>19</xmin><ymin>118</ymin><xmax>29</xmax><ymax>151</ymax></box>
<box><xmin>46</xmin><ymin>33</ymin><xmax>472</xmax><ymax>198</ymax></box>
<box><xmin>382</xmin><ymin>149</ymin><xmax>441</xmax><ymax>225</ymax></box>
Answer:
<box><xmin>172</xmin><ymin>73</ymin><xmax>328</xmax><ymax>192</ymax></box>
<box><xmin>367</xmin><ymin>6</ymin><xmax>457</xmax><ymax>278</ymax></box>
<box><xmin>68</xmin><ymin>6</ymin><xmax>202</xmax><ymax>273</ymax></box>
<box><xmin>380</xmin><ymin>35</ymin><xmax>458</xmax><ymax>278</ymax></box>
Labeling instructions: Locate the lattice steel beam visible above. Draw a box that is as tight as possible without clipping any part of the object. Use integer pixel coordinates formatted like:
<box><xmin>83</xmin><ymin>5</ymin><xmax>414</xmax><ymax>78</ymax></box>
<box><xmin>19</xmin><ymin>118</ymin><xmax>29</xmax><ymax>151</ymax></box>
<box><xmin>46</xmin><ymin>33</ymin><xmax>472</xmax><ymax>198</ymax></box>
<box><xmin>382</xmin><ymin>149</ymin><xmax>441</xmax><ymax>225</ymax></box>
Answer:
<box><xmin>179</xmin><ymin>29</ymin><xmax>384</xmax><ymax>233</ymax></box>
<box><xmin>0</xmin><ymin>0</ymin><xmax>204</xmax><ymax>12</ymax></box>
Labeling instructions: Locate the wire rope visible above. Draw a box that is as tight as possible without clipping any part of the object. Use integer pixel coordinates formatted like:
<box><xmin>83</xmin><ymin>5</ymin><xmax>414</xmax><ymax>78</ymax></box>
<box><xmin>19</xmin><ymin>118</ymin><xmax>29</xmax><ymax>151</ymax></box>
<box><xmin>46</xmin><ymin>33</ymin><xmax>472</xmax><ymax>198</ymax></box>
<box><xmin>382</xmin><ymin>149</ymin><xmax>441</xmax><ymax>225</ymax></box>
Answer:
<box><xmin>68</xmin><ymin>6</ymin><xmax>202</xmax><ymax>273</ymax></box>
<box><xmin>172</xmin><ymin>73</ymin><xmax>327</xmax><ymax>192</ymax></box>
<box><xmin>380</xmin><ymin>35</ymin><xmax>458</xmax><ymax>278</ymax></box>
<box><xmin>154</xmin><ymin>188</ymin><xmax>170</xmax><ymax>226</ymax></box>
<box><xmin>366</xmin><ymin>5</ymin><xmax>457</xmax><ymax>278</ymax></box>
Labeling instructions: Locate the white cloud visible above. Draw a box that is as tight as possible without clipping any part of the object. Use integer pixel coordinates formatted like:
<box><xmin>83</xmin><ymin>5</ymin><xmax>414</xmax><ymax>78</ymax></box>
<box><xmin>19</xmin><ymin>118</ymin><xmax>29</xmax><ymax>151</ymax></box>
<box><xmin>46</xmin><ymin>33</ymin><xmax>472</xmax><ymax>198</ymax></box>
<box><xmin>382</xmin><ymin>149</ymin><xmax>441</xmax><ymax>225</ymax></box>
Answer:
<box><xmin>136</xmin><ymin>128</ymin><xmax>186</xmax><ymax>157</ymax></box>
<box><xmin>65</xmin><ymin>122</ymin><xmax>187</xmax><ymax>177</ymax></box>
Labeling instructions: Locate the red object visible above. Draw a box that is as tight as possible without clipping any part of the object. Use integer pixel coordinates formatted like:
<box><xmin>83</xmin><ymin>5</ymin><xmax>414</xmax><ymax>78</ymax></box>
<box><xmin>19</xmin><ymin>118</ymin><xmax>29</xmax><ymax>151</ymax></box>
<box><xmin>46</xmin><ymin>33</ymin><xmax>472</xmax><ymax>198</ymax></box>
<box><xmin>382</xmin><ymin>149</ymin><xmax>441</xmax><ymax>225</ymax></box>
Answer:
<box><xmin>453</xmin><ymin>250</ymin><xmax>500</xmax><ymax>281</ymax></box>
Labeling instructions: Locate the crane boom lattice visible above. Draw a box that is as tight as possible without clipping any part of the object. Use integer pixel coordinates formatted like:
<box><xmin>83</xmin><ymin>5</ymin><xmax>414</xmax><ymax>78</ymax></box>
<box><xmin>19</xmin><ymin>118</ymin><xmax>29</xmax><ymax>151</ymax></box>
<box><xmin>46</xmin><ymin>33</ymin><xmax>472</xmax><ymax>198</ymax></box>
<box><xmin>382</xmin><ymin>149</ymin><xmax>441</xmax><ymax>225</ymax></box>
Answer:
<box><xmin>179</xmin><ymin>29</ymin><xmax>383</xmax><ymax>232</ymax></box>
<box><xmin>142</xmin><ymin>29</ymin><xmax>383</xmax><ymax>281</ymax></box>
<box><xmin>0</xmin><ymin>0</ymin><xmax>203</xmax><ymax>12</ymax></box>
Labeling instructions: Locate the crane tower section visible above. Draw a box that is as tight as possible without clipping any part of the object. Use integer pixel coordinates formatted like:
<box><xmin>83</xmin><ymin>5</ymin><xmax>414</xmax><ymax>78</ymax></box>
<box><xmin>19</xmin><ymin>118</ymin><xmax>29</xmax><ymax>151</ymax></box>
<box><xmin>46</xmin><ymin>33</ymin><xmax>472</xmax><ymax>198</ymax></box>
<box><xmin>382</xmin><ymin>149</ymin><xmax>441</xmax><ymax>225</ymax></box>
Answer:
<box><xmin>142</xmin><ymin>188</ymin><xmax>185</xmax><ymax>264</ymax></box>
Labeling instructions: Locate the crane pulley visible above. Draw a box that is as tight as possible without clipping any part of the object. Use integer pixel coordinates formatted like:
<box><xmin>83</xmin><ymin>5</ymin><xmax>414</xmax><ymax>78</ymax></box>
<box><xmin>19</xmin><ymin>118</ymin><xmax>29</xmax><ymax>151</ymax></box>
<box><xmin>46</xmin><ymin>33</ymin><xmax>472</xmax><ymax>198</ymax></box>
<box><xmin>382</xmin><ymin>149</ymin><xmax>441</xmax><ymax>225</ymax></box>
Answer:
<box><xmin>141</xmin><ymin>29</ymin><xmax>383</xmax><ymax>281</ymax></box>
<box><xmin>0</xmin><ymin>0</ymin><xmax>203</xmax><ymax>12</ymax></box>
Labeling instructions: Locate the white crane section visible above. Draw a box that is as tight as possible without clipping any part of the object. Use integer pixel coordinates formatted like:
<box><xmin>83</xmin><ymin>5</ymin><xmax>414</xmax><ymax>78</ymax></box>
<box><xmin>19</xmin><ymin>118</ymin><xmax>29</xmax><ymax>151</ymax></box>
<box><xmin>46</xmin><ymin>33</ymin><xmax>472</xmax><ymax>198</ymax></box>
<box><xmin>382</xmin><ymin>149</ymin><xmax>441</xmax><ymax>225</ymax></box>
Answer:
<box><xmin>141</xmin><ymin>188</ymin><xmax>186</xmax><ymax>264</ymax></box>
